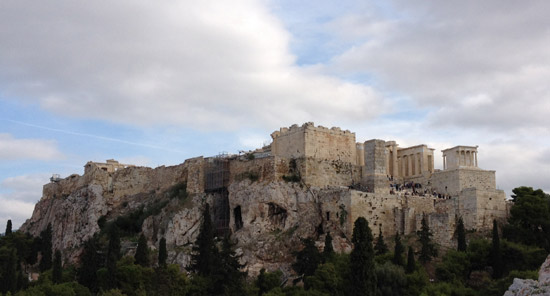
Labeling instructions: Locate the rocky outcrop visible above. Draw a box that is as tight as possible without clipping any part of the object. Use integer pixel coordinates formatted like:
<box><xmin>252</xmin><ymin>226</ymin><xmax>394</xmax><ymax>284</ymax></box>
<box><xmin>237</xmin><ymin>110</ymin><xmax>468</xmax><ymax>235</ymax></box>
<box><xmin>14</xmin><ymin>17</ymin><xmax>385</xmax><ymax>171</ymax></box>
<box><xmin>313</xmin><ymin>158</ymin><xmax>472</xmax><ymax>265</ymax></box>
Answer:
<box><xmin>504</xmin><ymin>254</ymin><xmax>550</xmax><ymax>296</ymax></box>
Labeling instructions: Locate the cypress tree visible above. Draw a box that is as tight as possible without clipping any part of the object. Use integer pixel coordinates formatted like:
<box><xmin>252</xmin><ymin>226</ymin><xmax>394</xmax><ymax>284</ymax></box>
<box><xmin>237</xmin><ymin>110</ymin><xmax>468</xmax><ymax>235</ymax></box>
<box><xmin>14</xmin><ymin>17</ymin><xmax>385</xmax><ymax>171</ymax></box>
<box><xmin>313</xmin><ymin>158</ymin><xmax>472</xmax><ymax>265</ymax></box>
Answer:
<box><xmin>406</xmin><ymin>246</ymin><xmax>416</xmax><ymax>274</ymax></box>
<box><xmin>1</xmin><ymin>249</ymin><xmax>17</xmax><ymax>294</ymax></box>
<box><xmin>491</xmin><ymin>219</ymin><xmax>503</xmax><ymax>278</ymax></box>
<box><xmin>375</xmin><ymin>225</ymin><xmax>389</xmax><ymax>255</ymax></box>
<box><xmin>322</xmin><ymin>232</ymin><xmax>334</xmax><ymax>262</ymax></box>
<box><xmin>293</xmin><ymin>238</ymin><xmax>321</xmax><ymax>277</ymax></box>
<box><xmin>457</xmin><ymin>217</ymin><xmax>467</xmax><ymax>252</ymax></box>
<box><xmin>39</xmin><ymin>223</ymin><xmax>53</xmax><ymax>272</ymax></box>
<box><xmin>5</xmin><ymin>219</ymin><xmax>12</xmax><ymax>235</ymax></box>
<box><xmin>78</xmin><ymin>237</ymin><xmax>99</xmax><ymax>292</ymax></box>
<box><xmin>52</xmin><ymin>250</ymin><xmax>62</xmax><ymax>284</ymax></box>
<box><xmin>216</xmin><ymin>236</ymin><xmax>247</xmax><ymax>295</ymax></box>
<box><xmin>158</xmin><ymin>237</ymin><xmax>167</xmax><ymax>267</ymax></box>
<box><xmin>418</xmin><ymin>216</ymin><xmax>438</xmax><ymax>263</ymax></box>
<box><xmin>349</xmin><ymin>217</ymin><xmax>376</xmax><ymax>296</ymax></box>
<box><xmin>392</xmin><ymin>232</ymin><xmax>404</xmax><ymax>266</ymax></box>
<box><xmin>190</xmin><ymin>203</ymin><xmax>217</xmax><ymax>276</ymax></box>
<box><xmin>134</xmin><ymin>233</ymin><xmax>149</xmax><ymax>267</ymax></box>
<box><xmin>106</xmin><ymin>224</ymin><xmax>121</xmax><ymax>289</ymax></box>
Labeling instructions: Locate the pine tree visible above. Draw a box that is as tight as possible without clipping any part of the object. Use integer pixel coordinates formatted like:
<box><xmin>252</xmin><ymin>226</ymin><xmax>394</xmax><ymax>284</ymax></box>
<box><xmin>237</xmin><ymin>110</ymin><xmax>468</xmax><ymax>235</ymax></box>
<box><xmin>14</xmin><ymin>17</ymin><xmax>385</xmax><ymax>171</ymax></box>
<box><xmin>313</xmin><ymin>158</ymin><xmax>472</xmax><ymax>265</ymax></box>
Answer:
<box><xmin>52</xmin><ymin>250</ymin><xmax>62</xmax><ymax>284</ymax></box>
<box><xmin>293</xmin><ymin>237</ymin><xmax>321</xmax><ymax>277</ymax></box>
<box><xmin>418</xmin><ymin>216</ymin><xmax>438</xmax><ymax>263</ymax></box>
<box><xmin>39</xmin><ymin>223</ymin><xmax>53</xmax><ymax>272</ymax></box>
<box><xmin>457</xmin><ymin>217</ymin><xmax>467</xmax><ymax>252</ymax></box>
<box><xmin>78</xmin><ymin>237</ymin><xmax>99</xmax><ymax>292</ymax></box>
<box><xmin>392</xmin><ymin>232</ymin><xmax>404</xmax><ymax>266</ymax></box>
<box><xmin>375</xmin><ymin>225</ymin><xmax>389</xmax><ymax>255</ymax></box>
<box><xmin>190</xmin><ymin>203</ymin><xmax>217</xmax><ymax>276</ymax></box>
<box><xmin>5</xmin><ymin>219</ymin><xmax>12</xmax><ymax>235</ymax></box>
<box><xmin>406</xmin><ymin>246</ymin><xmax>416</xmax><ymax>274</ymax></box>
<box><xmin>134</xmin><ymin>233</ymin><xmax>149</xmax><ymax>267</ymax></box>
<box><xmin>322</xmin><ymin>232</ymin><xmax>334</xmax><ymax>262</ymax></box>
<box><xmin>106</xmin><ymin>224</ymin><xmax>121</xmax><ymax>289</ymax></box>
<box><xmin>349</xmin><ymin>217</ymin><xmax>376</xmax><ymax>296</ymax></box>
<box><xmin>491</xmin><ymin>219</ymin><xmax>503</xmax><ymax>278</ymax></box>
<box><xmin>216</xmin><ymin>236</ymin><xmax>247</xmax><ymax>295</ymax></box>
<box><xmin>158</xmin><ymin>237</ymin><xmax>167</xmax><ymax>267</ymax></box>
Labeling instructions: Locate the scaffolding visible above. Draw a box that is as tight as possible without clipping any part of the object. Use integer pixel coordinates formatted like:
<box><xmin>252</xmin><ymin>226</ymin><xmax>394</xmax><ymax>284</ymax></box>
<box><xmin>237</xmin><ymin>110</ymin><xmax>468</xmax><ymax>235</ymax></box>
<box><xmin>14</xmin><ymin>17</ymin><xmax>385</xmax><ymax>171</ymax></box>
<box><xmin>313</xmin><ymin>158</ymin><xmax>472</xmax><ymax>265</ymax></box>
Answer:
<box><xmin>205</xmin><ymin>155</ymin><xmax>231</xmax><ymax>236</ymax></box>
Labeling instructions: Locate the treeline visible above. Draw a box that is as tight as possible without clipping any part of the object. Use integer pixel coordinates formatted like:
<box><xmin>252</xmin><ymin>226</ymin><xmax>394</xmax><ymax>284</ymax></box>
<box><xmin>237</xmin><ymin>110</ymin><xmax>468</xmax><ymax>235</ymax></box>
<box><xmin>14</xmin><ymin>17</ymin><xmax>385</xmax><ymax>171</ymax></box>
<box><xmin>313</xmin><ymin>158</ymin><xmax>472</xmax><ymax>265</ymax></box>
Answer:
<box><xmin>0</xmin><ymin>186</ymin><xmax>548</xmax><ymax>296</ymax></box>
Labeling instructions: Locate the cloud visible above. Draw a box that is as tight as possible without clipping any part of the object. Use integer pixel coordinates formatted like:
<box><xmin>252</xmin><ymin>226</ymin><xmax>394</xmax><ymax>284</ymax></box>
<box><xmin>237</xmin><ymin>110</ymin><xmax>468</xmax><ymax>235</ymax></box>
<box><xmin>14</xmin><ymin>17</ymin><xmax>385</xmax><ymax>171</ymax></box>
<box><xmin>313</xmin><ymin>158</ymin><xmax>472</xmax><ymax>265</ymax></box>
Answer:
<box><xmin>0</xmin><ymin>133</ymin><xmax>63</xmax><ymax>160</ymax></box>
<box><xmin>0</xmin><ymin>174</ymin><xmax>48</xmax><ymax>229</ymax></box>
<box><xmin>0</xmin><ymin>0</ymin><xmax>386</xmax><ymax>131</ymax></box>
<box><xmin>328</xmin><ymin>0</ymin><xmax>550</xmax><ymax>132</ymax></box>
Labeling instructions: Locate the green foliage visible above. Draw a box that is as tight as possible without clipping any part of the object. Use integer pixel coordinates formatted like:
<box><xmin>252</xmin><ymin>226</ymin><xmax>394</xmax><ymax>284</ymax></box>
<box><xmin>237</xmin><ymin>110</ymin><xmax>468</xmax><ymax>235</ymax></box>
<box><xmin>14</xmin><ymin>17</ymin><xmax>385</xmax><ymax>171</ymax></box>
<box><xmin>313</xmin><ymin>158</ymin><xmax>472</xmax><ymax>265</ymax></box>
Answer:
<box><xmin>158</xmin><ymin>237</ymin><xmax>167</xmax><ymax>267</ymax></box>
<box><xmin>504</xmin><ymin>186</ymin><xmax>550</xmax><ymax>251</ymax></box>
<box><xmin>5</xmin><ymin>219</ymin><xmax>12</xmax><ymax>235</ymax></box>
<box><xmin>338</xmin><ymin>204</ymin><xmax>347</xmax><ymax>227</ymax></box>
<box><xmin>166</xmin><ymin>182</ymin><xmax>188</xmax><ymax>200</ymax></box>
<box><xmin>375</xmin><ymin>262</ymin><xmax>407</xmax><ymax>296</ymax></box>
<box><xmin>214</xmin><ymin>237</ymin><xmax>247</xmax><ymax>295</ymax></box>
<box><xmin>404</xmin><ymin>268</ymin><xmax>429</xmax><ymax>296</ymax></box>
<box><xmin>153</xmin><ymin>264</ymin><xmax>189</xmax><ymax>296</ymax></box>
<box><xmin>39</xmin><ymin>224</ymin><xmax>53</xmax><ymax>272</ymax></box>
<box><xmin>322</xmin><ymin>233</ymin><xmax>334</xmax><ymax>262</ymax></box>
<box><xmin>406</xmin><ymin>246</ymin><xmax>416</xmax><ymax>274</ymax></box>
<box><xmin>0</xmin><ymin>247</ymin><xmax>17</xmax><ymax>294</ymax></box>
<box><xmin>482</xmin><ymin>269</ymin><xmax>538</xmax><ymax>296</ymax></box>
<box><xmin>435</xmin><ymin>250</ymin><xmax>470</xmax><ymax>282</ymax></box>
<box><xmin>113</xmin><ymin>200</ymin><xmax>169</xmax><ymax>236</ymax></box>
<box><xmin>374</xmin><ymin>225</ymin><xmax>388</xmax><ymax>255</ymax></box>
<box><xmin>115</xmin><ymin>256</ymin><xmax>154</xmax><ymax>296</ymax></box>
<box><xmin>190</xmin><ymin>203</ymin><xmax>217</xmax><ymax>277</ymax></box>
<box><xmin>392</xmin><ymin>232</ymin><xmax>404</xmax><ymax>266</ymax></box>
<box><xmin>304</xmin><ymin>263</ymin><xmax>345</xmax><ymax>296</ymax></box>
<box><xmin>77</xmin><ymin>237</ymin><xmax>99</xmax><ymax>292</ymax></box>
<box><xmin>293</xmin><ymin>238</ymin><xmax>321</xmax><ymax>278</ymax></box>
<box><xmin>490</xmin><ymin>220</ymin><xmax>503</xmax><ymax>278</ymax></box>
<box><xmin>256</xmin><ymin>268</ymin><xmax>283</xmax><ymax>296</ymax></box>
<box><xmin>134</xmin><ymin>234</ymin><xmax>149</xmax><ymax>267</ymax></box>
<box><xmin>349</xmin><ymin>217</ymin><xmax>376</xmax><ymax>296</ymax></box>
<box><xmin>418</xmin><ymin>216</ymin><xmax>438</xmax><ymax>263</ymax></box>
<box><xmin>52</xmin><ymin>250</ymin><xmax>62</xmax><ymax>284</ymax></box>
<box><xmin>106</xmin><ymin>225</ymin><xmax>121</xmax><ymax>289</ymax></box>
<box><xmin>457</xmin><ymin>217</ymin><xmax>467</xmax><ymax>252</ymax></box>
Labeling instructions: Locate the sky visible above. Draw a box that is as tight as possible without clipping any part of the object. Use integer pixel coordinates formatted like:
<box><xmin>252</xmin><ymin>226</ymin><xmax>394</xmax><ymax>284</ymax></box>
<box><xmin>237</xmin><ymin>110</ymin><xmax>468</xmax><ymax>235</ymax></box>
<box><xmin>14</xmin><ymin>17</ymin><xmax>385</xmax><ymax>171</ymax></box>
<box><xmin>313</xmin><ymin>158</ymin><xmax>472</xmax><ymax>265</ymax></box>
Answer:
<box><xmin>1</xmin><ymin>0</ymin><xmax>549</xmax><ymax>230</ymax></box>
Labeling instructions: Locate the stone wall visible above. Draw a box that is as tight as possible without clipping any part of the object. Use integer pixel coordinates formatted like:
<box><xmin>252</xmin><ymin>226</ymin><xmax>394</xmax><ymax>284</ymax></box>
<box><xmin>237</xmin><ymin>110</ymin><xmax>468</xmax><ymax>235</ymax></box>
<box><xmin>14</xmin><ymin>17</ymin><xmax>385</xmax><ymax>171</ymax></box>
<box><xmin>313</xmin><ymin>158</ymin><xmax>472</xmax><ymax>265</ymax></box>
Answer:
<box><xmin>302</xmin><ymin>157</ymin><xmax>362</xmax><ymax>188</ymax></box>
<box><xmin>363</xmin><ymin>140</ymin><xmax>388</xmax><ymax>192</ymax></box>
<box><xmin>271</xmin><ymin>122</ymin><xmax>357</xmax><ymax>164</ymax></box>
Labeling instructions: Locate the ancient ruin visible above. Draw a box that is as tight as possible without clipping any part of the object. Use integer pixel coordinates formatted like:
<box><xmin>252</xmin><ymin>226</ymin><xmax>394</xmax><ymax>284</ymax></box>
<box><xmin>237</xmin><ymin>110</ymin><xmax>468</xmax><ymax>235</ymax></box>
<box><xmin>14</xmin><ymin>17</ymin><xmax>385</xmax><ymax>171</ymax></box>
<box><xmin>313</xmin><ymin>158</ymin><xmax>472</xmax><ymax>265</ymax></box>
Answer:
<box><xmin>20</xmin><ymin>122</ymin><xmax>510</xmax><ymax>275</ymax></box>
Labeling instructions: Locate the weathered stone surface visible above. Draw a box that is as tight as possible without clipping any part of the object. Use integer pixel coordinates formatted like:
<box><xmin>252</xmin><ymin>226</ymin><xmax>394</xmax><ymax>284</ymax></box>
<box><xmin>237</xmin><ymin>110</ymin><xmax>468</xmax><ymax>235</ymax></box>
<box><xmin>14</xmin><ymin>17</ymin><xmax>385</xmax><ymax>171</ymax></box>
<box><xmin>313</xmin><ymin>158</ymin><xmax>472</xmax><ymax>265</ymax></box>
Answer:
<box><xmin>504</xmin><ymin>254</ymin><xmax>550</xmax><ymax>296</ymax></box>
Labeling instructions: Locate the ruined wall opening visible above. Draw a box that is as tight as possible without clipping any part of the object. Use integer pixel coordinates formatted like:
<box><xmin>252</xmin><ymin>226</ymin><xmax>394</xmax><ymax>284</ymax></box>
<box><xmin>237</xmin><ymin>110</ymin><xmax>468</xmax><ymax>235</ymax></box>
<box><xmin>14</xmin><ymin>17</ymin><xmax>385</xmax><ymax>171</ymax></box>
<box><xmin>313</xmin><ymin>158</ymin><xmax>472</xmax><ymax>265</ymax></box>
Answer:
<box><xmin>326</xmin><ymin>211</ymin><xmax>330</xmax><ymax>221</ymax></box>
<box><xmin>234</xmin><ymin>206</ymin><xmax>243</xmax><ymax>231</ymax></box>
<box><xmin>268</xmin><ymin>202</ymin><xmax>287</xmax><ymax>227</ymax></box>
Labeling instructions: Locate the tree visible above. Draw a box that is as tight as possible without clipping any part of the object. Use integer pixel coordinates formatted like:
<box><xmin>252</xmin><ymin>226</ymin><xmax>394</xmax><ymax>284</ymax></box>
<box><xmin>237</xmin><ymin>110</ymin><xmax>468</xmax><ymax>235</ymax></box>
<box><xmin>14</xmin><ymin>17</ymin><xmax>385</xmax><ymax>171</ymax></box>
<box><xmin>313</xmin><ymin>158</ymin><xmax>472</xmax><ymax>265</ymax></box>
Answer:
<box><xmin>0</xmin><ymin>248</ymin><xmax>17</xmax><ymax>294</ymax></box>
<box><xmin>392</xmin><ymin>232</ymin><xmax>404</xmax><ymax>266</ymax></box>
<box><xmin>256</xmin><ymin>268</ymin><xmax>283</xmax><ymax>296</ymax></box>
<box><xmin>505</xmin><ymin>186</ymin><xmax>550</xmax><ymax>251</ymax></box>
<box><xmin>322</xmin><ymin>232</ymin><xmax>334</xmax><ymax>262</ymax></box>
<box><xmin>406</xmin><ymin>246</ymin><xmax>416</xmax><ymax>274</ymax></box>
<box><xmin>456</xmin><ymin>217</ymin><xmax>467</xmax><ymax>252</ymax></box>
<box><xmin>375</xmin><ymin>225</ymin><xmax>389</xmax><ymax>255</ymax></box>
<box><xmin>215</xmin><ymin>236</ymin><xmax>247</xmax><ymax>295</ymax></box>
<box><xmin>292</xmin><ymin>238</ymin><xmax>321</xmax><ymax>277</ymax></box>
<box><xmin>39</xmin><ymin>223</ymin><xmax>53</xmax><ymax>272</ymax></box>
<box><xmin>106</xmin><ymin>224</ymin><xmax>121</xmax><ymax>289</ymax></box>
<box><xmin>349</xmin><ymin>217</ymin><xmax>376</xmax><ymax>296</ymax></box>
<box><xmin>190</xmin><ymin>203</ymin><xmax>217</xmax><ymax>276</ymax></box>
<box><xmin>158</xmin><ymin>237</ymin><xmax>167</xmax><ymax>267</ymax></box>
<box><xmin>53</xmin><ymin>250</ymin><xmax>62</xmax><ymax>284</ymax></box>
<box><xmin>78</xmin><ymin>237</ymin><xmax>100</xmax><ymax>292</ymax></box>
<box><xmin>5</xmin><ymin>219</ymin><xmax>12</xmax><ymax>236</ymax></box>
<box><xmin>418</xmin><ymin>216</ymin><xmax>437</xmax><ymax>263</ymax></box>
<box><xmin>491</xmin><ymin>219</ymin><xmax>503</xmax><ymax>278</ymax></box>
<box><xmin>134</xmin><ymin>233</ymin><xmax>149</xmax><ymax>267</ymax></box>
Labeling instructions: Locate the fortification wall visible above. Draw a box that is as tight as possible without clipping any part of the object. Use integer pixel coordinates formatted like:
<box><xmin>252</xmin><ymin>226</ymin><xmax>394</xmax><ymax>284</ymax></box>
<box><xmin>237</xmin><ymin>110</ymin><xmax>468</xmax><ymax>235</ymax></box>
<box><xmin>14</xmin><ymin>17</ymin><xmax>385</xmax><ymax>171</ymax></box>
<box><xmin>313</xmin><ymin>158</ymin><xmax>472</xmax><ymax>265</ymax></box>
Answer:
<box><xmin>270</xmin><ymin>123</ymin><xmax>357</xmax><ymax>164</ymax></box>
<box><xmin>229</xmin><ymin>156</ymin><xmax>291</xmax><ymax>183</ymax></box>
<box><xmin>461</xmin><ymin>188</ymin><xmax>507</xmax><ymax>231</ymax></box>
<box><xmin>349</xmin><ymin>191</ymin><xmax>402</xmax><ymax>239</ymax></box>
<box><xmin>302</xmin><ymin>157</ymin><xmax>362</xmax><ymax>188</ymax></box>
<box><xmin>363</xmin><ymin>140</ymin><xmax>388</xmax><ymax>192</ymax></box>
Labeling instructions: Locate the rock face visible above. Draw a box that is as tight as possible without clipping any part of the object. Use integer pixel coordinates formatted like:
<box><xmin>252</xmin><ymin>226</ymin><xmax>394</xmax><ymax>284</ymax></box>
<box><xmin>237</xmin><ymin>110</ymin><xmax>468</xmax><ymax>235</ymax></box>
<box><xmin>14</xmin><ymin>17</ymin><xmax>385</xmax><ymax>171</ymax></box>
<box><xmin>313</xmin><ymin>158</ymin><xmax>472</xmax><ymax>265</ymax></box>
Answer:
<box><xmin>504</xmin><ymin>254</ymin><xmax>550</xmax><ymax>296</ymax></box>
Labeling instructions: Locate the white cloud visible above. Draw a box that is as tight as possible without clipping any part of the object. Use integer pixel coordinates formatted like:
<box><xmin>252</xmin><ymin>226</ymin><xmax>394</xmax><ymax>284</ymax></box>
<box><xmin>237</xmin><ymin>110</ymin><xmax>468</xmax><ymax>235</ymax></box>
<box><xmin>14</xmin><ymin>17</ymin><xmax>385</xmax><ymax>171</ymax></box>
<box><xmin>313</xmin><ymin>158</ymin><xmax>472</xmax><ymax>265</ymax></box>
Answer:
<box><xmin>0</xmin><ymin>134</ymin><xmax>63</xmax><ymax>160</ymax></box>
<box><xmin>0</xmin><ymin>174</ymin><xmax>47</xmax><ymax>230</ymax></box>
<box><xmin>0</xmin><ymin>0</ymin><xmax>387</xmax><ymax>131</ymax></box>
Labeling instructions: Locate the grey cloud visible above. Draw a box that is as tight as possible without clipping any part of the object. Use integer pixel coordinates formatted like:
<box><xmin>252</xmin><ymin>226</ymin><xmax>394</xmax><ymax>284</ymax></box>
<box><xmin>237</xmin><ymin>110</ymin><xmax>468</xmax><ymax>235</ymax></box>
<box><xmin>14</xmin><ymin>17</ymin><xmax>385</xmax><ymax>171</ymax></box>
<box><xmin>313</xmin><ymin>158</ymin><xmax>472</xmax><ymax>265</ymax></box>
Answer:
<box><xmin>0</xmin><ymin>1</ymin><xmax>386</xmax><ymax>131</ymax></box>
<box><xmin>329</xmin><ymin>0</ymin><xmax>550</xmax><ymax>131</ymax></box>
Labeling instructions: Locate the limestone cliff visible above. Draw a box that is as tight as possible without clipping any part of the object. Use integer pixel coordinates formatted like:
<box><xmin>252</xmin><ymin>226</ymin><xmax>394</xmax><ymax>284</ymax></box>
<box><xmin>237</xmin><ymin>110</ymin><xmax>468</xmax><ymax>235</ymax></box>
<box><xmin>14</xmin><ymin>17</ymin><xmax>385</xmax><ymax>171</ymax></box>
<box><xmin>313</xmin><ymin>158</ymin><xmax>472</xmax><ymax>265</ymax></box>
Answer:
<box><xmin>504</xmin><ymin>254</ymin><xmax>550</xmax><ymax>296</ymax></box>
